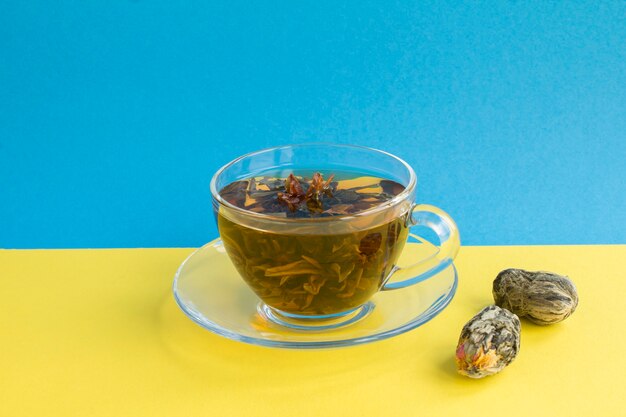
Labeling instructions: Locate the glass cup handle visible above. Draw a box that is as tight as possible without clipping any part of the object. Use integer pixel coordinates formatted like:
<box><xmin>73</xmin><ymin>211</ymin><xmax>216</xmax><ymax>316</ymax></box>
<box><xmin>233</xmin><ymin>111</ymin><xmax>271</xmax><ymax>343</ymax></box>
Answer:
<box><xmin>382</xmin><ymin>204</ymin><xmax>461</xmax><ymax>290</ymax></box>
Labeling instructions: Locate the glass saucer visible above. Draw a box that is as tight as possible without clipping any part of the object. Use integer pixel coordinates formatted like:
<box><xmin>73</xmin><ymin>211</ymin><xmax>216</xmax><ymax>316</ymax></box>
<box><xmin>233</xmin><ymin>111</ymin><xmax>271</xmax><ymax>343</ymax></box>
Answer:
<box><xmin>173</xmin><ymin>238</ymin><xmax>458</xmax><ymax>349</ymax></box>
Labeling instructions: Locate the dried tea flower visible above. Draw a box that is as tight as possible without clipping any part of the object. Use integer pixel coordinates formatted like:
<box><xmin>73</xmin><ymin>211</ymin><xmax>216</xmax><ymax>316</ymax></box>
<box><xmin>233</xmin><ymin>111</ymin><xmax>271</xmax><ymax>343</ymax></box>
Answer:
<box><xmin>277</xmin><ymin>174</ymin><xmax>306</xmax><ymax>212</ymax></box>
<box><xmin>305</xmin><ymin>172</ymin><xmax>335</xmax><ymax>213</ymax></box>
<box><xmin>493</xmin><ymin>268</ymin><xmax>578</xmax><ymax>325</ymax></box>
<box><xmin>276</xmin><ymin>172</ymin><xmax>337</xmax><ymax>214</ymax></box>
<box><xmin>456</xmin><ymin>305</ymin><xmax>521</xmax><ymax>378</ymax></box>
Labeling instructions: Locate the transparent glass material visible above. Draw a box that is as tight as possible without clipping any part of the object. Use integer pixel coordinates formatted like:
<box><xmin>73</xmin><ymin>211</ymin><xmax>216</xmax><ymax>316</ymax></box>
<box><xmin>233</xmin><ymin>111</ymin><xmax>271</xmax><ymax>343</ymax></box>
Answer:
<box><xmin>173</xmin><ymin>238</ymin><xmax>458</xmax><ymax>348</ymax></box>
<box><xmin>173</xmin><ymin>144</ymin><xmax>461</xmax><ymax>347</ymax></box>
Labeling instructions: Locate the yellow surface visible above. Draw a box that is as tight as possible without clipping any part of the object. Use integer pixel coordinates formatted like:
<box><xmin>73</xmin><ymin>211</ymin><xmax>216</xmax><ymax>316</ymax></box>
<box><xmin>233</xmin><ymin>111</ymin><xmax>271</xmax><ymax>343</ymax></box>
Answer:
<box><xmin>1</xmin><ymin>246</ymin><xmax>625</xmax><ymax>417</ymax></box>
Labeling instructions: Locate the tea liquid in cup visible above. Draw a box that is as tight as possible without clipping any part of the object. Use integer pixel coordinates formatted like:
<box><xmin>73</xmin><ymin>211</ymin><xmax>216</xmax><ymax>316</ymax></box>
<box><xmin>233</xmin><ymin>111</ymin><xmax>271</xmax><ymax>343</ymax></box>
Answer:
<box><xmin>218</xmin><ymin>171</ymin><xmax>409</xmax><ymax>316</ymax></box>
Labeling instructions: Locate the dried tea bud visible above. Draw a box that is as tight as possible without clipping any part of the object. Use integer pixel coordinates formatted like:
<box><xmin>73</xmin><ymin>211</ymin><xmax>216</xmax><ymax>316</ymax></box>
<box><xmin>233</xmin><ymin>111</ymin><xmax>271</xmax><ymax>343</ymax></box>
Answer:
<box><xmin>493</xmin><ymin>269</ymin><xmax>578</xmax><ymax>325</ymax></box>
<box><xmin>456</xmin><ymin>305</ymin><xmax>521</xmax><ymax>378</ymax></box>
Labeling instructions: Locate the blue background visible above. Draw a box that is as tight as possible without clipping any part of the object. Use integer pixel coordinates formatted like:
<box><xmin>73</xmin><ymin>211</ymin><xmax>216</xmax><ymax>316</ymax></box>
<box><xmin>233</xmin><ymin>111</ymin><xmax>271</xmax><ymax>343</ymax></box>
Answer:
<box><xmin>1</xmin><ymin>1</ymin><xmax>625</xmax><ymax>249</ymax></box>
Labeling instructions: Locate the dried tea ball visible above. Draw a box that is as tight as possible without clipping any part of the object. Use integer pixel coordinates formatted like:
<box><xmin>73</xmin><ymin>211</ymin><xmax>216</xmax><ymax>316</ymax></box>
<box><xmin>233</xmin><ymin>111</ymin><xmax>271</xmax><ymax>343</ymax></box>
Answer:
<box><xmin>456</xmin><ymin>305</ymin><xmax>521</xmax><ymax>378</ymax></box>
<box><xmin>493</xmin><ymin>269</ymin><xmax>578</xmax><ymax>325</ymax></box>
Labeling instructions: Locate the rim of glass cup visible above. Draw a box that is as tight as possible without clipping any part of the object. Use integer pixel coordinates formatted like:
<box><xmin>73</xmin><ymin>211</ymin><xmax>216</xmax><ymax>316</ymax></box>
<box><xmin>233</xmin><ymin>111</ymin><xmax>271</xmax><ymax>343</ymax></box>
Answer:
<box><xmin>209</xmin><ymin>143</ymin><xmax>417</xmax><ymax>222</ymax></box>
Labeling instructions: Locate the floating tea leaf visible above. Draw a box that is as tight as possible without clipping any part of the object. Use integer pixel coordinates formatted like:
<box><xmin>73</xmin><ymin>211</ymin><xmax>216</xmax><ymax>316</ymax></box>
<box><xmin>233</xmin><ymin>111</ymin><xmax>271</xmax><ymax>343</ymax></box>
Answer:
<box><xmin>219</xmin><ymin>180</ymin><xmax>249</xmax><ymax>207</ymax></box>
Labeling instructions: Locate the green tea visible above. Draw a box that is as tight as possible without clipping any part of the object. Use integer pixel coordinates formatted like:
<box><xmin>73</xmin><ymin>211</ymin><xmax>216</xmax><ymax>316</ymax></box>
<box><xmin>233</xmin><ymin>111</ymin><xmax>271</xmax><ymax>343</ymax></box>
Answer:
<box><xmin>218</xmin><ymin>171</ymin><xmax>409</xmax><ymax>316</ymax></box>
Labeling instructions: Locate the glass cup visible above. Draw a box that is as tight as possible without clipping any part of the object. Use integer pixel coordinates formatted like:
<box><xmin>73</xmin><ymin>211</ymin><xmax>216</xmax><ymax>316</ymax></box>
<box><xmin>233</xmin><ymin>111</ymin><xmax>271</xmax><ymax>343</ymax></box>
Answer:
<box><xmin>210</xmin><ymin>144</ymin><xmax>460</xmax><ymax>328</ymax></box>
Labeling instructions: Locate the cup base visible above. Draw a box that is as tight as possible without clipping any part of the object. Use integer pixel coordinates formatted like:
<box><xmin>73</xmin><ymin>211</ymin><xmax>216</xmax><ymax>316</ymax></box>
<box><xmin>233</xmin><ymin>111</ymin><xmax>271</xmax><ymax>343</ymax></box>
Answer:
<box><xmin>257</xmin><ymin>302</ymin><xmax>375</xmax><ymax>332</ymax></box>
